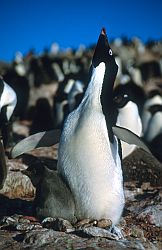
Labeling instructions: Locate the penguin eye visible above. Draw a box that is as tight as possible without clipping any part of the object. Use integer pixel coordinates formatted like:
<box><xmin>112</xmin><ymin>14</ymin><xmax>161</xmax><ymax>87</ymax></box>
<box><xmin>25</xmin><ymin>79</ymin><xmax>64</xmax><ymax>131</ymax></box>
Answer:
<box><xmin>109</xmin><ymin>49</ymin><xmax>113</xmax><ymax>56</ymax></box>
<box><xmin>113</xmin><ymin>94</ymin><xmax>129</xmax><ymax>108</ymax></box>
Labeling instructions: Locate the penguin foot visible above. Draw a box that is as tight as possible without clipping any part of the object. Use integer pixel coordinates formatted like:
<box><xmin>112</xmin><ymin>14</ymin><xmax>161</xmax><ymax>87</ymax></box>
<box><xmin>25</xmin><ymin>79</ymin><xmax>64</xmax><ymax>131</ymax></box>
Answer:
<box><xmin>75</xmin><ymin>218</ymin><xmax>112</xmax><ymax>230</ymax></box>
<box><xmin>75</xmin><ymin>218</ymin><xmax>97</xmax><ymax>229</ymax></box>
<box><xmin>109</xmin><ymin>225</ymin><xmax>124</xmax><ymax>239</ymax></box>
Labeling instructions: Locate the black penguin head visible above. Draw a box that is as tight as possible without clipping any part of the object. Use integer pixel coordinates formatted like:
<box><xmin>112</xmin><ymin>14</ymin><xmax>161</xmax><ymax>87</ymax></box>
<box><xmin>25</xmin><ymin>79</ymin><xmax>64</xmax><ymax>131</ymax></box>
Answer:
<box><xmin>113</xmin><ymin>93</ymin><xmax>129</xmax><ymax>109</ymax></box>
<box><xmin>22</xmin><ymin>161</ymin><xmax>45</xmax><ymax>187</ymax></box>
<box><xmin>93</xmin><ymin>29</ymin><xmax>116</xmax><ymax>63</ymax></box>
<box><xmin>113</xmin><ymin>81</ymin><xmax>146</xmax><ymax>116</ymax></box>
<box><xmin>92</xmin><ymin>28</ymin><xmax>118</xmax><ymax>88</ymax></box>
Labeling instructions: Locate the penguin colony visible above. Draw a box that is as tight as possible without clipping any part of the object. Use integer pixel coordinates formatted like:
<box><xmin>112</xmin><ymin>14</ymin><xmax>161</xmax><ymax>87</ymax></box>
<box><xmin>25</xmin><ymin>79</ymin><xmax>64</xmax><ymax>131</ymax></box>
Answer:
<box><xmin>1</xmin><ymin>30</ymin><xmax>162</xmax><ymax>159</ymax></box>
<box><xmin>7</xmin><ymin>29</ymin><xmax>151</xmax><ymax>237</ymax></box>
<box><xmin>10</xmin><ymin>29</ymin><xmax>125</xmax><ymax>236</ymax></box>
<box><xmin>0</xmin><ymin>28</ymin><xmax>162</xmax><ymax>233</ymax></box>
<box><xmin>1</xmin><ymin>33</ymin><xmax>162</xmax><ymax>153</ymax></box>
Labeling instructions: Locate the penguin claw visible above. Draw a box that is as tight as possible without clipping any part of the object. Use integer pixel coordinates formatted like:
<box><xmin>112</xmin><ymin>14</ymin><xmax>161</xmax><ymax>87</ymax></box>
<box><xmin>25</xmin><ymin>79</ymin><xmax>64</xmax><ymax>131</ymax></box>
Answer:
<box><xmin>109</xmin><ymin>225</ymin><xmax>124</xmax><ymax>239</ymax></box>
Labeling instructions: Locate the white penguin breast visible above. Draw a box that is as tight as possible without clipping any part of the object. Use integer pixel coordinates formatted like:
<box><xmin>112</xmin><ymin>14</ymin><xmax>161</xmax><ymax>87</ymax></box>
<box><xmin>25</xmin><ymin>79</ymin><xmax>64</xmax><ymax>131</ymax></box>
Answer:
<box><xmin>58</xmin><ymin>106</ymin><xmax>124</xmax><ymax>223</ymax></box>
<box><xmin>145</xmin><ymin>112</ymin><xmax>162</xmax><ymax>142</ymax></box>
<box><xmin>0</xmin><ymin>81</ymin><xmax>17</xmax><ymax>120</ymax></box>
<box><xmin>142</xmin><ymin>95</ymin><xmax>162</xmax><ymax>140</ymax></box>
<box><xmin>57</xmin><ymin>62</ymin><xmax>124</xmax><ymax>224</ymax></box>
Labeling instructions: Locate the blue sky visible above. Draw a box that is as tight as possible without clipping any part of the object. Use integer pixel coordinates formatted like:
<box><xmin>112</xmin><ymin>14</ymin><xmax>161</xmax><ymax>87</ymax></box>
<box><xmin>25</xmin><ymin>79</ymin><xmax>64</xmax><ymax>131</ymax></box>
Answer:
<box><xmin>1</xmin><ymin>0</ymin><xmax>162</xmax><ymax>62</ymax></box>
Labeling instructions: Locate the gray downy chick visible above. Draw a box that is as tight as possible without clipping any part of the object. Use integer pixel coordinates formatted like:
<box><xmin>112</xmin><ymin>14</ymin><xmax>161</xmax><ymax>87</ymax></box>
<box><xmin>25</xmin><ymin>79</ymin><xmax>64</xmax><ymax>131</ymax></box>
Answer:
<box><xmin>22</xmin><ymin>160</ymin><xmax>76</xmax><ymax>223</ymax></box>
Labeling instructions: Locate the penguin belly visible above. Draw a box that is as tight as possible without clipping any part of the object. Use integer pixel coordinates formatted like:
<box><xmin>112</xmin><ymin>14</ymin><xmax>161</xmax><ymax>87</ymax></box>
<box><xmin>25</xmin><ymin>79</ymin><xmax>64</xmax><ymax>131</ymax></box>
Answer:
<box><xmin>58</xmin><ymin>106</ymin><xmax>125</xmax><ymax>225</ymax></box>
<box><xmin>145</xmin><ymin>112</ymin><xmax>162</xmax><ymax>142</ymax></box>
<box><xmin>0</xmin><ymin>80</ymin><xmax>17</xmax><ymax>121</ymax></box>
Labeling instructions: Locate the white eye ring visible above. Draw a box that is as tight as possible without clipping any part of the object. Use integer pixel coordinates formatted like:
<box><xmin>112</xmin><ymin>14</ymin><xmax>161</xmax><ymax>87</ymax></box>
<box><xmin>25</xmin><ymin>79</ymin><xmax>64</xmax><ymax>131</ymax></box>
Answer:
<box><xmin>109</xmin><ymin>49</ymin><xmax>113</xmax><ymax>56</ymax></box>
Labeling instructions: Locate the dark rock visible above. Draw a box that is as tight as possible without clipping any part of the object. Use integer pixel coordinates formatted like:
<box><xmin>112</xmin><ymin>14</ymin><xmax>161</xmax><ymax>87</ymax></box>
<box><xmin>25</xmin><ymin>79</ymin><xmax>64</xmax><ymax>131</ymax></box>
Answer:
<box><xmin>123</xmin><ymin>148</ymin><xmax>162</xmax><ymax>187</ymax></box>
<box><xmin>137</xmin><ymin>204</ymin><xmax>162</xmax><ymax>227</ymax></box>
<box><xmin>79</xmin><ymin>226</ymin><xmax>119</xmax><ymax>240</ymax></box>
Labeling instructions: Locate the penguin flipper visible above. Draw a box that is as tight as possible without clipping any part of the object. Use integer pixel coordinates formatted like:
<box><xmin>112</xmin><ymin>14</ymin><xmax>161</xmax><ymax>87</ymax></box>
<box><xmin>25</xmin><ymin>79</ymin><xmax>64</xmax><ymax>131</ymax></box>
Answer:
<box><xmin>112</xmin><ymin>126</ymin><xmax>151</xmax><ymax>155</ymax></box>
<box><xmin>10</xmin><ymin>129</ymin><xmax>61</xmax><ymax>158</ymax></box>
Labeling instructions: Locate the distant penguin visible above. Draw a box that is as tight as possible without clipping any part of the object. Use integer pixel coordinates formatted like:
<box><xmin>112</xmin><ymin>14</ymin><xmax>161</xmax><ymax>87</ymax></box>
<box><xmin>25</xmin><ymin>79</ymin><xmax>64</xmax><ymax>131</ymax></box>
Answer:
<box><xmin>3</xmin><ymin>68</ymin><xmax>30</xmax><ymax>120</ymax></box>
<box><xmin>143</xmin><ymin>102</ymin><xmax>162</xmax><ymax>162</ymax></box>
<box><xmin>139</xmin><ymin>60</ymin><xmax>162</xmax><ymax>82</ymax></box>
<box><xmin>57</xmin><ymin>29</ymin><xmax>125</xmax><ymax>230</ymax></box>
<box><xmin>53</xmin><ymin>75</ymin><xmax>81</xmax><ymax>128</ymax></box>
<box><xmin>29</xmin><ymin>98</ymin><xmax>55</xmax><ymax>135</ymax></box>
<box><xmin>22</xmin><ymin>160</ymin><xmax>76</xmax><ymax>222</ymax></box>
<box><xmin>113</xmin><ymin>81</ymin><xmax>144</xmax><ymax>158</ymax></box>
<box><xmin>40</xmin><ymin>50</ymin><xmax>58</xmax><ymax>83</ymax></box>
<box><xmin>0</xmin><ymin>78</ymin><xmax>17</xmax><ymax>121</ymax></box>
<box><xmin>53</xmin><ymin>93</ymin><xmax>69</xmax><ymax>129</ymax></box>
<box><xmin>67</xmin><ymin>80</ymin><xmax>84</xmax><ymax>112</ymax></box>
<box><xmin>149</xmin><ymin>133</ymin><xmax>162</xmax><ymax>162</ymax></box>
<box><xmin>144</xmin><ymin>104</ymin><xmax>162</xmax><ymax>142</ymax></box>
<box><xmin>142</xmin><ymin>90</ymin><xmax>162</xmax><ymax>136</ymax></box>
<box><xmin>0</xmin><ymin>77</ymin><xmax>17</xmax><ymax>147</ymax></box>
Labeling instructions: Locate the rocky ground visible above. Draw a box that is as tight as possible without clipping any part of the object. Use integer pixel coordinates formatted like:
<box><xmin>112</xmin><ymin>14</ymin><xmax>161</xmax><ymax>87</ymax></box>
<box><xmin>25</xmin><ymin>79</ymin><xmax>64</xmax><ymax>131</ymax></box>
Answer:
<box><xmin>0</xmin><ymin>83</ymin><xmax>161</xmax><ymax>249</ymax></box>
<box><xmin>0</xmin><ymin>141</ymin><xmax>161</xmax><ymax>249</ymax></box>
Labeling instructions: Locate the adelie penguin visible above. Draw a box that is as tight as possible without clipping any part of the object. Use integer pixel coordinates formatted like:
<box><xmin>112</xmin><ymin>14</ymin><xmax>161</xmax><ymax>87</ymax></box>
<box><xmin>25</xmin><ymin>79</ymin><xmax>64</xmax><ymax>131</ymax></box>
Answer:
<box><xmin>10</xmin><ymin>29</ymin><xmax>151</xmax><ymax>236</ymax></box>
<box><xmin>57</xmin><ymin>28</ymin><xmax>124</xmax><ymax>234</ymax></box>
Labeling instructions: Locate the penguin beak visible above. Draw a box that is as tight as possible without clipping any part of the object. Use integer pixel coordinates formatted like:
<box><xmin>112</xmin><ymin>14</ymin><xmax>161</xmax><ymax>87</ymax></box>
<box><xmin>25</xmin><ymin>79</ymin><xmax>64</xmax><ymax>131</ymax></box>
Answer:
<box><xmin>92</xmin><ymin>28</ymin><xmax>108</xmax><ymax>67</ymax></box>
<box><xmin>92</xmin><ymin>27</ymin><xmax>118</xmax><ymax>101</ymax></box>
<box><xmin>92</xmin><ymin>28</ymin><xmax>117</xmax><ymax>70</ymax></box>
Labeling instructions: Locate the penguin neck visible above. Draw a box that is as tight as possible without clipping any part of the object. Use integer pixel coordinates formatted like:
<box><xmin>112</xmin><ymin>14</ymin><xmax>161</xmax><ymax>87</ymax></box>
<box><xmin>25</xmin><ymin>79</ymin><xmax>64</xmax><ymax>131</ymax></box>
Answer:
<box><xmin>81</xmin><ymin>63</ymin><xmax>106</xmax><ymax>109</ymax></box>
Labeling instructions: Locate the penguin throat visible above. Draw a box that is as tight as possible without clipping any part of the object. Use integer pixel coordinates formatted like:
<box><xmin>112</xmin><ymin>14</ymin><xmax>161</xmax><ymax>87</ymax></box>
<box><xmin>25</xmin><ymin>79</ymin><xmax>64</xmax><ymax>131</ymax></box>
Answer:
<box><xmin>81</xmin><ymin>63</ymin><xmax>106</xmax><ymax>107</ymax></box>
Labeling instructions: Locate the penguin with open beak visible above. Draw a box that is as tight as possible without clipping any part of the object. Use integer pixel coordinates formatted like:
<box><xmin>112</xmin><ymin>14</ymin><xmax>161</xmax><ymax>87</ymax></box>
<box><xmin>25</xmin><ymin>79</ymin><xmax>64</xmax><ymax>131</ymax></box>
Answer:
<box><xmin>57</xmin><ymin>28</ymin><xmax>124</xmax><ymax>233</ymax></box>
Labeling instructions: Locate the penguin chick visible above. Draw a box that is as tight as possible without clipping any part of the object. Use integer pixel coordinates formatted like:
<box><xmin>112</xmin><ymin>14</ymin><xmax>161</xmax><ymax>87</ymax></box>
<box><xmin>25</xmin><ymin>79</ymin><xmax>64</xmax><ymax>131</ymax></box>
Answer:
<box><xmin>22</xmin><ymin>160</ymin><xmax>76</xmax><ymax>223</ymax></box>
<box><xmin>57</xmin><ymin>28</ymin><xmax>125</xmax><ymax>227</ymax></box>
